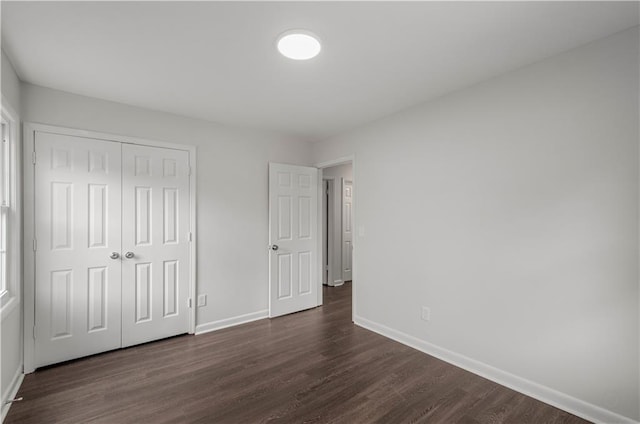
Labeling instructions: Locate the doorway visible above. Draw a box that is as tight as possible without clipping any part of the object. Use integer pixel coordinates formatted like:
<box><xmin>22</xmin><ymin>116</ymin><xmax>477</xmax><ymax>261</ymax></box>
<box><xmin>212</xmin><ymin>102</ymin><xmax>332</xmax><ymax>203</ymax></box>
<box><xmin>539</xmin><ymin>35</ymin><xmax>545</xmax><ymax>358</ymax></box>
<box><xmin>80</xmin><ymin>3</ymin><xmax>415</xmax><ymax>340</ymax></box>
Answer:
<box><xmin>317</xmin><ymin>158</ymin><xmax>354</xmax><ymax>317</ymax></box>
<box><xmin>266</xmin><ymin>158</ymin><xmax>355</xmax><ymax>320</ymax></box>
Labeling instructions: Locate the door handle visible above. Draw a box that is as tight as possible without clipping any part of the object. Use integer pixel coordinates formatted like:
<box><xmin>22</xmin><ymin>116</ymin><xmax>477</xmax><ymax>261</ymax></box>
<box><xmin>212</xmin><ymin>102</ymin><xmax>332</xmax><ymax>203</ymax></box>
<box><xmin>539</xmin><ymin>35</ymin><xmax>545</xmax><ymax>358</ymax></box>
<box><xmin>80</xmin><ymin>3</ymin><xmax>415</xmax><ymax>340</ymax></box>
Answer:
<box><xmin>124</xmin><ymin>252</ymin><xmax>135</xmax><ymax>259</ymax></box>
<box><xmin>110</xmin><ymin>252</ymin><xmax>120</xmax><ymax>260</ymax></box>
<box><xmin>270</xmin><ymin>245</ymin><xmax>279</xmax><ymax>251</ymax></box>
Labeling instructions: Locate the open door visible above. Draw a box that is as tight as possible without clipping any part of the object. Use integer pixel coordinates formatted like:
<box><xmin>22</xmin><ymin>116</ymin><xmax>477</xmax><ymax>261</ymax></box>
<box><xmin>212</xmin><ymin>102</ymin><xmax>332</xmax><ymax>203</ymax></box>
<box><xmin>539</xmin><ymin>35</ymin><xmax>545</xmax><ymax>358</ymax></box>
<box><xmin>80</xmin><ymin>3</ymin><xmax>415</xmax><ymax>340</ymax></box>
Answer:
<box><xmin>269</xmin><ymin>163</ymin><xmax>318</xmax><ymax>318</ymax></box>
<box><xmin>342</xmin><ymin>179</ymin><xmax>353</xmax><ymax>282</ymax></box>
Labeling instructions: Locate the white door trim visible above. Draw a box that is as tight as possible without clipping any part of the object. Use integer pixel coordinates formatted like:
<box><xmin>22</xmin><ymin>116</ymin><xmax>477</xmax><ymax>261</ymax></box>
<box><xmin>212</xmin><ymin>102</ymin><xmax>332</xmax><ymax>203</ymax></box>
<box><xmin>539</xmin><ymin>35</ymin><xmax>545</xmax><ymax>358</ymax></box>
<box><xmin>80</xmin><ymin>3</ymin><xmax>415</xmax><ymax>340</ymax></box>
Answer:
<box><xmin>322</xmin><ymin>177</ymin><xmax>335</xmax><ymax>287</ymax></box>
<box><xmin>23</xmin><ymin>122</ymin><xmax>198</xmax><ymax>373</ymax></box>
<box><xmin>314</xmin><ymin>155</ymin><xmax>356</xmax><ymax>321</ymax></box>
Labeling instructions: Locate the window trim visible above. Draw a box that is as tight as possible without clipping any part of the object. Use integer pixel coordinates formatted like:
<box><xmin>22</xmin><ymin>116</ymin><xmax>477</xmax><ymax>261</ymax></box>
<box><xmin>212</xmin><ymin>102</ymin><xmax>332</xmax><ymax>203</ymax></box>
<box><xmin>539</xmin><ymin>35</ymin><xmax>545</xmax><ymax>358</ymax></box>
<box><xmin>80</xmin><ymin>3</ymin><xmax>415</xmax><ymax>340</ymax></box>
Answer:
<box><xmin>0</xmin><ymin>101</ymin><xmax>21</xmax><ymax>319</ymax></box>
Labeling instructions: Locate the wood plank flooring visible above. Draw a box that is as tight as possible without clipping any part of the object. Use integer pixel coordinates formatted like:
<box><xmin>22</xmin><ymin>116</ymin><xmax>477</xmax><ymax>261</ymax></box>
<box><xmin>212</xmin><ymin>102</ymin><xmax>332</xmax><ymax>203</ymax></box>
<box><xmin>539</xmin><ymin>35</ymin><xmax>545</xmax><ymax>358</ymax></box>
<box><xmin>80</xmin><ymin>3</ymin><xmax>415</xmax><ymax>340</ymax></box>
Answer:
<box><xmin>7</xmin><ymin>283</ymin><xmax>590</xmax><ymax>424</ymax></box>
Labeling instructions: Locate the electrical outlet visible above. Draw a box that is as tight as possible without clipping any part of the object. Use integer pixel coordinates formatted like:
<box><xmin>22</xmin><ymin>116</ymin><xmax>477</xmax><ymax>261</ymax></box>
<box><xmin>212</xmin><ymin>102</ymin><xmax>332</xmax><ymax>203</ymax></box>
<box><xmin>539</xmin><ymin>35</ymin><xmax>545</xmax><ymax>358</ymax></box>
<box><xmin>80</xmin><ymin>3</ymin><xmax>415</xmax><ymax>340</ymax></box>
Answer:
<box><xmin>197</xmin><ymin>294</ymin><xmax>207</xmax><ymax>307</ymax></box>
<box><xmin>421</xmin><ymin>306</ymin><xmax>431</xmax><ymax>322</ymax></box>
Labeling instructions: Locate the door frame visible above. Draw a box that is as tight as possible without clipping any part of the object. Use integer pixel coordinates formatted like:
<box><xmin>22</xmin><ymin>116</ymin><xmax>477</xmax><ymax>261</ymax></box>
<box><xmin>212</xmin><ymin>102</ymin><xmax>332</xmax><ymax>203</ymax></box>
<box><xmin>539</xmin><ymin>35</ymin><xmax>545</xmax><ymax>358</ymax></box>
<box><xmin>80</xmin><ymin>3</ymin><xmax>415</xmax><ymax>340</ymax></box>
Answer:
<box><xmin>315</xmin><ymin>155</ymin><xmax>356</xmax><ymax>320</ymax></box>
<box><xmin>322</xmin><ymin>177</ymin><xmax>335</xmax><ymax>286</ymax></box>
<box><xmin>23</xmin><ymin>122</ymin><xmax>198</xmax><ymax>373</ymax></box>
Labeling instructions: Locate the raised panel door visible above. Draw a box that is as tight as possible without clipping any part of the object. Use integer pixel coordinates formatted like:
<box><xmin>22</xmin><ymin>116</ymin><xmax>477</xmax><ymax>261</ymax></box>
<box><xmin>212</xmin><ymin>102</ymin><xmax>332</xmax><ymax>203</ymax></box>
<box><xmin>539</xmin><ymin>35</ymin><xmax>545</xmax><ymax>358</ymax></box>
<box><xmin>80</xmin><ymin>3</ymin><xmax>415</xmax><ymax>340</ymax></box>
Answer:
<box><xmin>121</xmin><ymin>144</ymin><xmax>190</xmax><ymax>347</ymax></box>
<box><xmin>342</xmin><ymin>179</ymin><xmax>353</xmax><ymax>282</ymax></box>
<box><xmin>34</xmin><ymin>132</ymin><xmax>122</xmax><ymax>367</ymax></box>
<box><xmin>268</xmin><ymin>163</ymin><xmax>318</xmax><ymax>318</ymax></box>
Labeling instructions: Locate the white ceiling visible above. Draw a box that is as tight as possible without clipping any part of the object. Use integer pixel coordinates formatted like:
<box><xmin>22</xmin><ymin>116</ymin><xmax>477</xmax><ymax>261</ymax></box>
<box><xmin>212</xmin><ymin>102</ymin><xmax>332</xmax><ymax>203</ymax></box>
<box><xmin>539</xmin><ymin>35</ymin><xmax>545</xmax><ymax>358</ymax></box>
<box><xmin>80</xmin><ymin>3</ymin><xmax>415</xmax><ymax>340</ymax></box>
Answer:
<box><xmin>2</xmin><ymin>1</ymin><xmax>638</xmax><ymax>141</ymax></box>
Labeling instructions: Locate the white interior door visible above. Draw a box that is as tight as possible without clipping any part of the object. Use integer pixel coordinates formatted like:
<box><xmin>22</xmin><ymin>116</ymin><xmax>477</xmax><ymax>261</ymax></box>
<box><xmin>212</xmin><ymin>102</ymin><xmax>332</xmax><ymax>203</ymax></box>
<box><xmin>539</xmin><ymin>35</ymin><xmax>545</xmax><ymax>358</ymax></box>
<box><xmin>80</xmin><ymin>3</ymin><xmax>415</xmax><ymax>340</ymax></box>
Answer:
<box><xmin>121</xmin><ymin>144</ymin><xmax>190</xmax><ymax>347</ymax></box>
<box><xmin>269</xmin><ymin>163</ymin><xmax>318</xmax><ymax>318</ymax></box>
<box><xmin>342</xmin><ymin>179</ymin><xmax>353</xmax><ymax>282</ymax></box>
<box><xmin>34</xmin><ymin>132</ymin><xmax>122</xmax><ymax>367</ymax></box>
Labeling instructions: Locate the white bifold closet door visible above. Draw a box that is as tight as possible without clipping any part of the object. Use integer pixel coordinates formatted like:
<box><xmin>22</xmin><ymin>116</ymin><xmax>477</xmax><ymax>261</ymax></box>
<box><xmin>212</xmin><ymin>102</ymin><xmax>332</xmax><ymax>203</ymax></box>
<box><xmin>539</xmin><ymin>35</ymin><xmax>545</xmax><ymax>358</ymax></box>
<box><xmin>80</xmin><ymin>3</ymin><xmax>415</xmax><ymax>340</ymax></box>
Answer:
<box><xmin>34</xmin><ymin>132</ymin><xmax>190</xmax><ymax>368</ymax></box>
<box><xmin>34</xmin><ymin>133</ymin><xmax>123</xmax><ymax>367</ymax></box>
<box><xmin>121</xmin><ymin>144</ymin><xmax>190</xmax><ymax>347</ymax></box>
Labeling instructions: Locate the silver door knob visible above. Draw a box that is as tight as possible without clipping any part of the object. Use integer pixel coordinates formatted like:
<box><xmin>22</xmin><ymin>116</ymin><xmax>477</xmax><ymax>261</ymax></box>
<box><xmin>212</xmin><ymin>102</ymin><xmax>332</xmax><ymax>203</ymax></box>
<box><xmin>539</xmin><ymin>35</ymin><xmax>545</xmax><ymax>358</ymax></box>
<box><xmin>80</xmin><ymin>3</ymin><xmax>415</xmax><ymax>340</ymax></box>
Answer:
<box><xmin>125</xmin><ymin>252</ymin><xmax>135</xmax><ymax>259</ymax></box>
<box><xmin>270</xmin><ymin>245</ymin><xmax>279</xmax><ymax>251</ymax></box>
<box><xmin>110</xmin><ymin>252</ymin><xmax>120</xmax><ymax>259</ymax></box>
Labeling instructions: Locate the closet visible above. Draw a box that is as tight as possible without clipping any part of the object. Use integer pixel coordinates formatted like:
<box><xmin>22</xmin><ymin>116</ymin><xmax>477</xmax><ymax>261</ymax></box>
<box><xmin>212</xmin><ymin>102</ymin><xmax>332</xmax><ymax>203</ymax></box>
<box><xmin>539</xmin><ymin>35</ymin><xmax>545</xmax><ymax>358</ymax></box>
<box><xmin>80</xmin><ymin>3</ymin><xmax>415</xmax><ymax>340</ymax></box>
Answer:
<box><xmin>32</xmin><ymin>130</ymin><xmax>192</xmax><ymax>368</ymax></box>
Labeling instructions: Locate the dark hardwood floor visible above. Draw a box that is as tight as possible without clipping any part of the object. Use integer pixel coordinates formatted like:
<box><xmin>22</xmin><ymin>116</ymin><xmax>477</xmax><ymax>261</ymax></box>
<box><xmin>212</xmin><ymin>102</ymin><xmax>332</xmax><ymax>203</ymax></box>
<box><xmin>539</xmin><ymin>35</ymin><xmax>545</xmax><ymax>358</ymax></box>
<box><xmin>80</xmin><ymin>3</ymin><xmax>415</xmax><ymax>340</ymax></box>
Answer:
<box><xmin>7</xmin><ymin>283</ymin><xmax>590</xmax><ymax>424</ymax></box>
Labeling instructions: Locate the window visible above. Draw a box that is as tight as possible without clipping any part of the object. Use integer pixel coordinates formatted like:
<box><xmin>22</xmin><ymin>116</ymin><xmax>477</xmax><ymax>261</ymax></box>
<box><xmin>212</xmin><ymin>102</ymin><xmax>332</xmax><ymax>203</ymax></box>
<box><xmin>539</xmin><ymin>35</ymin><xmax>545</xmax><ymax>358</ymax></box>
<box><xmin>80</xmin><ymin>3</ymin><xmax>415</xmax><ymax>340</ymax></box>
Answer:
<box><xmin>0</xmin><ymin>107</ymin><xmax>18</xmax><ymax>314</ymax></box>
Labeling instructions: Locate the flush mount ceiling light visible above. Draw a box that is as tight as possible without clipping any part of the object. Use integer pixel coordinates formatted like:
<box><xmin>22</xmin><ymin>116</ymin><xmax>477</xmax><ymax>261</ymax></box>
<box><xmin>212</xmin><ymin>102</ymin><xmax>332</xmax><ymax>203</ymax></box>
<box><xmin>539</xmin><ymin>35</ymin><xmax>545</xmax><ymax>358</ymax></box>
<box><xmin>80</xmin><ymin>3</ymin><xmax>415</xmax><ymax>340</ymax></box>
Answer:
<box><xmin>276</xmin><ymin>30</ymin><xmax>321</xmax><ymax>60</ymax></box>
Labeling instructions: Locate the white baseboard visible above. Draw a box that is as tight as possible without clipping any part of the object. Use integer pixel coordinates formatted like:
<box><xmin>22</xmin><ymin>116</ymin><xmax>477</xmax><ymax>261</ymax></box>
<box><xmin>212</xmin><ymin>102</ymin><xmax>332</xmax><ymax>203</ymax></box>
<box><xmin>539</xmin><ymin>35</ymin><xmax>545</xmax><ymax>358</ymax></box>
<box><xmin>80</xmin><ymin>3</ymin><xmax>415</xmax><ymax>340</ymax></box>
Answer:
<box><xmin>195</xmin><ymin>309</ymin><xmax>268</xmax><ymax>335</ymax></box>
<box><xmin>331</xmin><ymin>279</ymin><xmax>344</xmax><ymax>287</ymax></box>
<box><xmin>354</xmin><ymin>315</ymin><xmax>638</xmax><ymax>424</ymax></box>
<box><xmin>1</xmin><ymin>367</ymin><xmax>24</xmax><ymax>423</ymax></box>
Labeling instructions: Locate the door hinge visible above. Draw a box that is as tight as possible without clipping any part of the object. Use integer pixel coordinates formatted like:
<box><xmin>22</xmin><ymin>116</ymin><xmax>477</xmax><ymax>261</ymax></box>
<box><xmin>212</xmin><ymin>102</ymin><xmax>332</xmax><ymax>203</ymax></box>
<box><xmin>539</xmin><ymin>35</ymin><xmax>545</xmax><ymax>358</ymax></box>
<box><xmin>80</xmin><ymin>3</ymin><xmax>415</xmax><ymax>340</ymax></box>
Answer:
<box><xmin>188</xmin><ymin>166</ymin><xmax>192</xmax><ymax>176</ymax></box>
<box><xmin>33</xmin><ymin>239</ymin><xmax>37</xmax><ymax>251</ymax></box>
<box><xmin>188</xmin><ymin>232</ymin><xmax>193</xmax><ymax>242</ymax></box>
<box><xmin>188</xmin><ymin>298</ymin><xmax>193</xmax><ymax>308</ymax></box>
<box><xmin>32</xmin><ymin>325</ymin><xmax>36</xmax><ymax>340</ymax></box>
<box><xmin>32</xmin><ymin>151</ymin><xmax>36</xmax><ymax>165</ymax></box>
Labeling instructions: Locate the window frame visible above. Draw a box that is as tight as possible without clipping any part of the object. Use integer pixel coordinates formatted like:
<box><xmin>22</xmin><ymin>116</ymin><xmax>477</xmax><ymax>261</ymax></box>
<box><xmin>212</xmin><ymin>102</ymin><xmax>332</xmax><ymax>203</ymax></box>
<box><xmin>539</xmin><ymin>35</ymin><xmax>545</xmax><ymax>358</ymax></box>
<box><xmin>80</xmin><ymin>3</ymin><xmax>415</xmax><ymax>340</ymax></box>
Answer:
<box><xmin>0</xmin><ymin>103</ymin><xmax>21</xmax><ymax>318</ymax></box>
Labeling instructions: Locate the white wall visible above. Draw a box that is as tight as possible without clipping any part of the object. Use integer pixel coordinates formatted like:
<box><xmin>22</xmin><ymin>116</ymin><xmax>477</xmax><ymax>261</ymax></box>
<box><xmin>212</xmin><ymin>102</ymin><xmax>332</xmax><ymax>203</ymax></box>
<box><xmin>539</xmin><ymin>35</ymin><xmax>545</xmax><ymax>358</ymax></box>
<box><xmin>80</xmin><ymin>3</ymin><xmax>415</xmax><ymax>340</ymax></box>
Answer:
<box><xmin>313</xmin><ymin>27</ymin><xmax>640</xmax><ymax>422</ymax></box>
<box><xmin>1</xmin><ymin>50</ymin><xmax>23</xmax><ymax>420</ymax></box>
<box><xmin>322</xmin><ymin>164</ymin><xmax>353</xmax><ymax>284</ymax></box>
<box><xmin>20</xmin><ymin>83</ymin><xmax>313</xmax><ymax>331</ymax></box>
<box><xmin>1</xmin><ymin>52</ymin><xmax>20</xmax><ymax>112</ymax></box>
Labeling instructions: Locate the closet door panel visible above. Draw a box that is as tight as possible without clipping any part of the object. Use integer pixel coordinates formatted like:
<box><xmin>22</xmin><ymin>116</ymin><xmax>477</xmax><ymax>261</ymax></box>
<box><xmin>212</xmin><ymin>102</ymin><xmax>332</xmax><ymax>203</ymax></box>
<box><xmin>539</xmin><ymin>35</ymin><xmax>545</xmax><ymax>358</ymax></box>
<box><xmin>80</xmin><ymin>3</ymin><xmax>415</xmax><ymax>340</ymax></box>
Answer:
<box><xmin>34</xmin><ymin>132</ymin><xmax>122</xmax><ymax>367</ymax></box>
<box><xmin>121</xmin><ymin>144</ymin><xmax>190</xmax><ymax>347</ymax></box>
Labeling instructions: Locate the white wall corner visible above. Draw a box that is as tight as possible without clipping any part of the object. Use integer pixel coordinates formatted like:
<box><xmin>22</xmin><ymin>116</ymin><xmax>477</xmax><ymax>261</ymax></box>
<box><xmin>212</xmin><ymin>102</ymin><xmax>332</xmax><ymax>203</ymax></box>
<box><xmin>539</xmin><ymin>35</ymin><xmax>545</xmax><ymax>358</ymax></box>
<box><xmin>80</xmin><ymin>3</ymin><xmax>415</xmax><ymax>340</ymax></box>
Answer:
<box><xmin>195</xmin><ymin>309</ymin><xmax>269</xmax><ymax>335</ymax></box>
<box><xmin>1</xmin><ymin>367</ymin><xmax>24</xmax><ymax>423</ymax></box>
<box><xmin>354</xmin><ymin>315</ymin><xmax>639</xmax><ymax>424</ymax></box>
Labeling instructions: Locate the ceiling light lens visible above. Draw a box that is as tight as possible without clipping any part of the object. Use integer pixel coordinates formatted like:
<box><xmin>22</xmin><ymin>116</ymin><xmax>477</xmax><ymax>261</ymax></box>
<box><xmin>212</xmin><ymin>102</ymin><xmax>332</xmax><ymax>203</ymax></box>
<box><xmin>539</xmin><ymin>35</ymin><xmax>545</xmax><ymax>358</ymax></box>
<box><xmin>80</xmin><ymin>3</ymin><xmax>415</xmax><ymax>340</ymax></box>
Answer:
<box><xmin>277</xmin><ymin>31</ymin><xmax>321</xmax><ymax>60</ymax></box>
